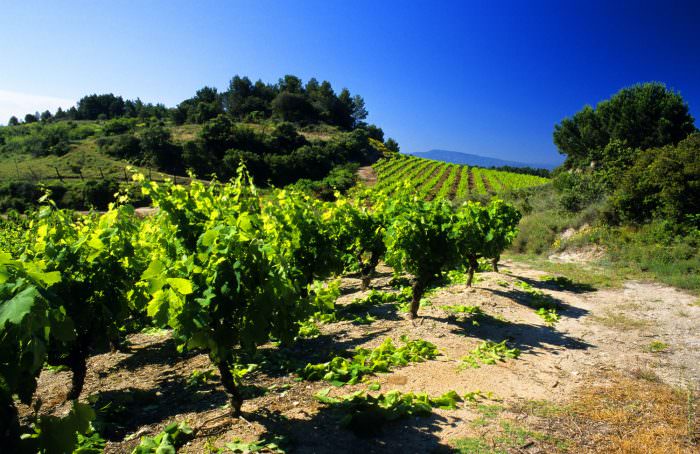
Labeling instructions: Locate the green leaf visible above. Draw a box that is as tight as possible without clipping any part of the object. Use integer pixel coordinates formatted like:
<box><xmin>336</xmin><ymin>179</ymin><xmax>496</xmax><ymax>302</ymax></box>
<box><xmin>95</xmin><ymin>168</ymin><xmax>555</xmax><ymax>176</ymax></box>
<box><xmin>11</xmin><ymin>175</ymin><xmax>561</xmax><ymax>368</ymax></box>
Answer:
<box><xmin>142</xmin><ymin>260</ymin><xmax>165</xmax><ymax>280</ymax></box>
<box><xmin>0</xmin><ymin>285</ymin><xmax>39</xmax><ymax>327</ymax></box>
<box><xmin>166</xmin><ymin>278</ymin><xmax>193</xmax><ymax>295</ymax></box>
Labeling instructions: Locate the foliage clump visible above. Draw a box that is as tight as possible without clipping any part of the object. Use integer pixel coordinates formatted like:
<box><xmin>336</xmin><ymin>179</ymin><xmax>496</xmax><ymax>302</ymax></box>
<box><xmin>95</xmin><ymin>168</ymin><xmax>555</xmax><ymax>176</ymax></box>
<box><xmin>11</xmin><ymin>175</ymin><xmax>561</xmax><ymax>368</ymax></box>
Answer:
<box><xmin>315</xmin><ymin>388</ymin><xmax>462</xmax><ymax>435</ymax></box>
<box><xmin>460</xmin><ymin>340</ymin><xmax>521</xmax><ymax>369</ymax></box>
<box><xmin>299</xmin><ymin>337</ymin><xmax>438</xmax><ymax>385</ymax></box>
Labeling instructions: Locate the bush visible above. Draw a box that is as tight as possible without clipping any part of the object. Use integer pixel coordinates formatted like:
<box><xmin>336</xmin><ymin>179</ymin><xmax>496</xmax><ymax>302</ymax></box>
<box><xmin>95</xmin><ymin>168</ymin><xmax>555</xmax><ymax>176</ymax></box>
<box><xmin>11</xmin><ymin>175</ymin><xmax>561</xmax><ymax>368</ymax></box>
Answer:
<box><xmin>0</xmin><ymin>182</ymin><xmax>67</xmax><ymax>212</ymax></box>
<box><xmin>99</xmin><ymin>134</ymin><xmax>141</xmax><ymax>160</ymax></box>
<box><xmin>609</xmin><ymin>133</ymin><xmax>700</xmax><ymax>225</ymax></box>
<box><xmin>552</xmin><ymin>171</ymin><xmax>606</xmax><ymax>212</ymax></box>
<box><xmin>101</xmin><ymin>118</ymin><xmax>136</xmax><ymax>136</ymax></box>
<box><xmin>83</xmin><ymin>179</ymin><xmax>120</xmax><ymax>209</ymax></box>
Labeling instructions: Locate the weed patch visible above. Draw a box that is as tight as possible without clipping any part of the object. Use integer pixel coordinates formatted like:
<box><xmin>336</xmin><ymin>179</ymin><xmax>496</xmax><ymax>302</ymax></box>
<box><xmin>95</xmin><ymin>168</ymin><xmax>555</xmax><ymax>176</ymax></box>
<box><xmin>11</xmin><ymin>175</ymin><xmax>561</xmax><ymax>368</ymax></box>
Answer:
<box><xmin>460</xmin><ymin>341</ymin><xmax>520</xmax><ymax>369</ymax></box>
<box><xmin>646</xmin><ymin>341</ymin><xmax>669</xmax><ymax>353</ymax></box>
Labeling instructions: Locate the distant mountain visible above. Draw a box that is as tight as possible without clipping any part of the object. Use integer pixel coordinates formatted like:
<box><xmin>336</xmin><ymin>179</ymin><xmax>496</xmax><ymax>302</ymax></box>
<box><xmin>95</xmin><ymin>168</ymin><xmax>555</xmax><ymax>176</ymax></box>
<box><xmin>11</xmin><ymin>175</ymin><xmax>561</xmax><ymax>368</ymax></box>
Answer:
<box><xmin>407</xmin><ymin>149</ymin><xmax>559</xmax><ymax>170</ymax></box>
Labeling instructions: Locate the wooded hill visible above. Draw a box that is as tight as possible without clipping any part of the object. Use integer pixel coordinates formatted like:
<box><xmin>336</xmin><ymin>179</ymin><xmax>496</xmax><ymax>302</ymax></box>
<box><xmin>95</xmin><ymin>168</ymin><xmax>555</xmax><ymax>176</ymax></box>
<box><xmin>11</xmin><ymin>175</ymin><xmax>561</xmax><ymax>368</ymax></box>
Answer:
<box><xmin>0</xmin><ymin>75</ymin><xmax>400</xmax><ymax>211</ymax></box>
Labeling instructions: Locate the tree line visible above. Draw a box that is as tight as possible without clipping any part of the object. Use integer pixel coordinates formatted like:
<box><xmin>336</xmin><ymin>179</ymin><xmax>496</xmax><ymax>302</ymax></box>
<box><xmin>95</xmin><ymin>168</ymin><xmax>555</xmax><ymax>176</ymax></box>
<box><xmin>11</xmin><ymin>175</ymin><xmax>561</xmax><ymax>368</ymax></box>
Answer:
<box><xmin>6</xmin><ymin>74</ymin><xmax>370</xmax><ymax>130</ymax></box>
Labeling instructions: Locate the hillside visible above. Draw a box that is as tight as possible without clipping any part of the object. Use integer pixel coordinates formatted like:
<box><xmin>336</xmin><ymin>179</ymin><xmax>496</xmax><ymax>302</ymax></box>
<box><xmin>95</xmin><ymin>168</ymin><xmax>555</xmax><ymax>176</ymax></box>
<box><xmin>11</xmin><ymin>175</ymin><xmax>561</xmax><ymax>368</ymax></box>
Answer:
<box><xmin>0</xmin><ymin>75</ymin><xmax>399</xmax><ymax>211</ymax></box>
<box><xmin>409</xmin><ymin>149</ymin><xmax>559</xmax><ymax>171</ymax></box>
<box><xmin>371</xmin><ymin>153</ymin><xmax>549</xmax><ymax>200</ymax></box>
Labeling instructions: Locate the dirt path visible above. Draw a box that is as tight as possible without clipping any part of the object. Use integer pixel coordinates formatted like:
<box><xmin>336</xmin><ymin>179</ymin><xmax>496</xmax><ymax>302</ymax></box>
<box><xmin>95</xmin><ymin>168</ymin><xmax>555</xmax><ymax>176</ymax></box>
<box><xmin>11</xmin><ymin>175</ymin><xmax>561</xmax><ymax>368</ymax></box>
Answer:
<box><xmin>23</xmin><ymin>259</ymin><xmax>699</xmax><ymax>452</ymax></box>
<box><xmin>356</xmin><ymin>166</ymin><xmax>378</xmax><ymax>186</ymax></box>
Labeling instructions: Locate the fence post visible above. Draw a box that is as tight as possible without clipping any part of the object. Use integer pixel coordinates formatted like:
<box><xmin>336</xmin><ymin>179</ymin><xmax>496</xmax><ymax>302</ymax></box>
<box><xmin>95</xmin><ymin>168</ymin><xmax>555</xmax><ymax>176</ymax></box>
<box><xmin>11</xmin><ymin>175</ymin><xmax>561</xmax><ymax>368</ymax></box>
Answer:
<box><xmin>53</xmin><ymin>166</ymin><xmax>64</xmax><ymax>182</ymax></box>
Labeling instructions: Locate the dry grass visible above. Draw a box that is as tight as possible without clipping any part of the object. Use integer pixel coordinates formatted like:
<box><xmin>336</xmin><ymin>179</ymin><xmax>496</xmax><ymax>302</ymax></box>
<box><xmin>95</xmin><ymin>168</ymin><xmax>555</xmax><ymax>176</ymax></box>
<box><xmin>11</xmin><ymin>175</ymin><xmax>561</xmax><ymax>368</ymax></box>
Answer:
<box><xmin>592</xmin><ymin>309</ymin><xmax>651</xmax><ymax>331</ymax></box>
<box><xmin>565</xmin><ymin>373</ymin><xmax>699</xmax><ymax>453</ymax></box>
<box><xmin>170</xmin><ymin>124</ymin><xmax>202</xmax><ymax>143</ymax></box>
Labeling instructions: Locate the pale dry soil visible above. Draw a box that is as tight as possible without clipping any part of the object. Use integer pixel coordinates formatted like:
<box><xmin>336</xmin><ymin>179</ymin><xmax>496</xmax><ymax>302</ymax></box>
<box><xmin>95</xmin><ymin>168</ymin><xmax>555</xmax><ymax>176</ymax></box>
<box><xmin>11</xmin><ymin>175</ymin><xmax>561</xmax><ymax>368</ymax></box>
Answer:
<box><xmin>23</xmin><ymin>259</ymin><xmax>699</xmax><ymax>453</ymax></box>
<box><xmin>356</xmin><ymin>166</ymin><xmax>377</xmax><ymax>186</ymax></box>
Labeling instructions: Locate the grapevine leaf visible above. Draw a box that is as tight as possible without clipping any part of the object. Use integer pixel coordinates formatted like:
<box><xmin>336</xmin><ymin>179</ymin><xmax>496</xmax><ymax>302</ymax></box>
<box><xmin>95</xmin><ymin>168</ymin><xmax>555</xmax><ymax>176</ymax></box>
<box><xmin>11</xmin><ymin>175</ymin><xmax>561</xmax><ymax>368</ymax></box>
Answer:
<box><xmin>166</xmin><ymin>278</ymin><xmax>193</xmax><ymax>295</ymax></box>
<box><xmin>0</xmin><ymin>285</ymin><xmax>39</xmax><ymax>327</ymax></box>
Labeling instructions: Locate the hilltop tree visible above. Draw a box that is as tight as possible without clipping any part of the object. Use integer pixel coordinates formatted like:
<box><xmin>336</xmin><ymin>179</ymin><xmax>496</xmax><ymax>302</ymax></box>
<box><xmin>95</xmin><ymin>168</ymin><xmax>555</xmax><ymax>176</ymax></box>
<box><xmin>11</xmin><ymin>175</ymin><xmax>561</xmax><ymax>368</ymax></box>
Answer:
<box><xmin>272</xmin><ymin>92</ymin><xmax>316</xmax><ymax>123</ymax></box>
<box><xmin>40</xmin><ymin>110</ymin><xmax>53</xmax><ymax>123</ymax></box>
<box><xmin>385</xmin><ymin>138</ymin><xmax>400</xmax><ymax>153</ymax></box>
<box><xmin>553</xmin><ymin>83</ymin><xmax>696</xmax><ymax>168</ymax></box>
<box><xmin>278</xmin><ymin>74</ymin><xmax>304</xmax><ymax>94</ymax></box>
<box><xmin>352</xmin><ymin>94</ymin><xmax>368</xmax><ymax>125</ymax></box>
<box><xmin>140</xmin><ymin>123</ymin><xmax>180</xmax><ymax>171</ymax></box>
<box><xmin>76</xmin><ymin>94</ymin><xmax>126</xmax><ymax>120</ymax></box>
<box><xmin>8</xmin><ymin>116</ymin><xmax>19</xmax><ymax>126</ymax></box>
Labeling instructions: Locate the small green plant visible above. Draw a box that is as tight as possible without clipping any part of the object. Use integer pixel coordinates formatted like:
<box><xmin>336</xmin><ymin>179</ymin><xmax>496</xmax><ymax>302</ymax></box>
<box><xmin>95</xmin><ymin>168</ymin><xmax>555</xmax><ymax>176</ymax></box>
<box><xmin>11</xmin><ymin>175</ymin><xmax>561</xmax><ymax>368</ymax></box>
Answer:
<box><xmin>463</xmin><ymin>390</ymin><xmax>496</xmax><ymax>403</ymax></box>
<box><xmin>646</xmin><ymin>341</ymin><xmax>669</xmax><ymax>353</ymax></box>
<box><xmin>132</xmin><ymin>421</ymin><xmax>193</xmax><ymax>453</ymax></box>
<box><xmin>342</xmin><ymin>290</ymin><xmax>405</xmax><ymax>323</ymax></box>
<box><xmin>513</xmin><ymin>280</ymin><xmax>534</xmax><ymax>291</ymax></box>
<box><xmin>231</xmin><ymin>363</ymin><xmax>258</xmax><ymax>386</ymax></box>
<box><xmin>443</xmin><ymin>304</ymin><xmax>481</xmax><ymax>315</ymax></box>
<box><xmin>74</xmin><ymin>429</ymin><xmax>107</xmax><ymax>453</ymax></box>
<box><xmin>299</xmin><ymin>336</ymin><xmax>438</xmax><ymax>385</ymax></box>
<box><xmin>297</xmin><ymin>319</ymin><xmax>321</xmax><ymax>338</ymax></box>
<box><xmin>314</xmin><ymin>388</ymin><xmax>461</xmax><ymax>435</ymax></box>
<box><xmin>367</xmin><ymin>382</ymin><xmax>381</xmax><ymax>391</ymax></box>
<box><xmin>536</xmin><ymin>307</ymin><xmax>560</xmax><ymax>326</ymax></box>
<box><xmin>446</xmin><ymin>269</ymin><xmax>470</xmax><ymax>285</ymax></box>
<box><xmin>352</xmin><ymin>289</ymin><xmax>408</xmax><ymax>307</ymax></box>
<box><xmin>220</xmin><ymin>437</ymin><xmax>286</xmax><ymax>453</ymax></box>
<box><xmin>460</xmin><ymin>340</ymin><xmax>520</xmax><ymax>369</ymax></box>
<box><xmin>308</xmin><ymin>279</ymin><xmax>342</xmax><ymax>323</ymax></box>
<box><xmin>140</xmin><ymin>326</ymin><xmax>169</xmax><ymax>336</ymax></box>
<box><xmin>186</xmin><ymin>368</ymin><xmax>216</xmax><ymax>389</ymax></box>
<box><xmin>389</xmin><ymin>276</ymin><xmax>411</xmax><ymax>288</ymax></box>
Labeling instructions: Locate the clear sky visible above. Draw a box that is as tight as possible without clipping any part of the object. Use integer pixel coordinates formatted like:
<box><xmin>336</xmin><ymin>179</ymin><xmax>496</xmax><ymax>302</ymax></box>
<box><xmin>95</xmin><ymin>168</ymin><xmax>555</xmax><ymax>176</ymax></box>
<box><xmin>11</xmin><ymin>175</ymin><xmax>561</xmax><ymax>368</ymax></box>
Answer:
<box><xmin>1</xmin><ymin>0</ymin><xmax>698</xmax><ymax>165</ymax></box>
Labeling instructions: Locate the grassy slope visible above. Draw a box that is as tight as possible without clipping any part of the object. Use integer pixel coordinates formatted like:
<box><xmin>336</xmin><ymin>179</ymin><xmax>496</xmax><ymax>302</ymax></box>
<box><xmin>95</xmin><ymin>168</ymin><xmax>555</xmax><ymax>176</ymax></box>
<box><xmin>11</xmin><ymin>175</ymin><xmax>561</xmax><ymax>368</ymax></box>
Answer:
<box><xmin>0</xmin><ymin>121</ymin><xmax>343</xmax><ymax>185</ymax></box>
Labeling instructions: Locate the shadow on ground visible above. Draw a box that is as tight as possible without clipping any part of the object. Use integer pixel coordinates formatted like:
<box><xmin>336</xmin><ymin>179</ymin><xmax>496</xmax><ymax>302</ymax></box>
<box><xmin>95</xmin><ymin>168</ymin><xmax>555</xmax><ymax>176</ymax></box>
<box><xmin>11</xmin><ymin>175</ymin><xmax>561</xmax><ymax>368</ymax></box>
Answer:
<box><xmin>424</xmin><ymin>312</ymin><xmax>592</xmax><ymax>354</ymax></box>
<box><xmin>89</xmin><ymin>376</ymin><xmax>226</xmax><ymax>440</ymax></box>
<box><xmin>110</xmin><ymin>337</ymin><xmax>199</xmax><ymax>372</ymax></box>
<box><xmin>239</xmin><ymin>404</ymin><xmax>456</xmax><ymax>453</ymax></box>
<box><xmin>482</xmin><ymin>287</ymin><xmax>589</xmax><ymax>319</ymax></box>
<box><xmin>507</xmin><ymin>273</ymin><xmax>597</xmax><ymax>294</ymax></box>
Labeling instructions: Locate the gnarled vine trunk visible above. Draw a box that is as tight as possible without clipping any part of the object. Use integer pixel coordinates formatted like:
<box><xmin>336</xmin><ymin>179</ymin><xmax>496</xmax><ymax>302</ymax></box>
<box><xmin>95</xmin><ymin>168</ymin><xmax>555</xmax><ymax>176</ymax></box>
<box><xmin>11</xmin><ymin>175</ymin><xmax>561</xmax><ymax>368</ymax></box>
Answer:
<box><xmin>409</xmin><ymin>276</ymin><xmax>429</xmax><ymax>319</ymax></box>
<box><xmin>0</xmin><ymin>395</ymin><xmax>20</xmax><ymax>451</ymax></box>
<box><xmin>66</xmin><ymin>345</ymin><xmax>88</xmax><ymax>401</ymax></box>
<box><xmin>492</xmin><ymin>255</ymin><xmax>500</xmax><ymax>273</ymax></box>
<box><xmin>217</xmin><ymin>361</ymin><xmax>243</xmax><ymax>417</ymax></box>
<box><xmin>48</xmin><ymin>338</ymin><xmax>88</xmax><ymax>401</ymax></box>
<box><xmin>467</xmin><ymin>256</ymin><xmax>479</xmax><ymax>287</ymax></box>
<box><xmin>358</xmin><ymin>251</ymin><xmax>381</xmax><ymax>291</ymax></box>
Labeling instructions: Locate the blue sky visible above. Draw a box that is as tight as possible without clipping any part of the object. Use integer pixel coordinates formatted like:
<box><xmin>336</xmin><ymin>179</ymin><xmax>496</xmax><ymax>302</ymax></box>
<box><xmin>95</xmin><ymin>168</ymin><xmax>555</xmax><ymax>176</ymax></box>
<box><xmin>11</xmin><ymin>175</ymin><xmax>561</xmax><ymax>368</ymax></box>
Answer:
<box><xmin>1</xmin><ymin>1</ymin><xmax>698</xmax><ymax>165</ymax></box>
